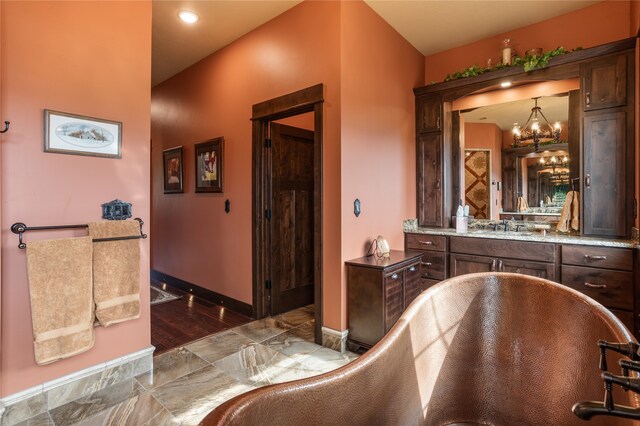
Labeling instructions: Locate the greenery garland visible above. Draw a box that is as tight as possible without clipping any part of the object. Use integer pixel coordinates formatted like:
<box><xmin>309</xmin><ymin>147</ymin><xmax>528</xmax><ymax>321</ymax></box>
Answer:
<box><xmin>440</xmin><ymin>46</ymin><xmax>581</xmax><ymax>84</ymax></box>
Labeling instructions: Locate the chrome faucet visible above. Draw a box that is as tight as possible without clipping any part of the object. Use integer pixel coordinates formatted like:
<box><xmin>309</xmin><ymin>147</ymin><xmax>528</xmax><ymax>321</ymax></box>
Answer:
<box><xmin>502</xmin><ymin>219</ymin><xmax>510</xmax><ymax>233</ymax></box>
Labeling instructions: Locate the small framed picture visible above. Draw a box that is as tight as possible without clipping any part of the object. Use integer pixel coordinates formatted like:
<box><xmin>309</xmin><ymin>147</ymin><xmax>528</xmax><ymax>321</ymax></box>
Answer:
<box><xmin>44</xmin><ymin>109</ymin><xmax>122</xmax><ymax>158</ymax></box>
<box><xmin>163</xmin><ymin>146</ymin><xmax>184</xmax><ymax>194</ymax></box>
<box><xmin>195</xmin><ymin>137</ymin><xmax>224</xmax><ymax>193</ymax></box>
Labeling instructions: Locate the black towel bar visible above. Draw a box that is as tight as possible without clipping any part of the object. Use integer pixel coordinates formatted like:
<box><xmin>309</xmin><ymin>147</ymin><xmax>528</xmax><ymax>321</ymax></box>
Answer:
<box><xmin>10</xmin><ymin>218</ymin><xmax>147</xmax><ymax>249</ymax></box>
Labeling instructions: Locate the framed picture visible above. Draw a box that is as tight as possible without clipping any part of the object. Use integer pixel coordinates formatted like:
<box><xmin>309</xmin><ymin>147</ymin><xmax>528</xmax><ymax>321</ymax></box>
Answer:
<box><xmin>163</xmin><ymin>146</ymin><xmax>184</xmax><ymax>194</ymax></box>
<box><xmin>195</xmin><ymin>137</ymin><xmax>224</xmax><ymax>193</ymax></box>
<box><xmin>44</xmin><ymin>109</ymin><xmax>122</xmax><ymax>158</ymax></box>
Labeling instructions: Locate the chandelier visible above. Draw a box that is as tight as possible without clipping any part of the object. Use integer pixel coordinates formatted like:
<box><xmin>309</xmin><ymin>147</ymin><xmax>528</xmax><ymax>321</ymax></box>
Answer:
<box><xmin>512</xmin><ymin>97</ymin><xmax>562</xmax><ymax>151</ymax></box>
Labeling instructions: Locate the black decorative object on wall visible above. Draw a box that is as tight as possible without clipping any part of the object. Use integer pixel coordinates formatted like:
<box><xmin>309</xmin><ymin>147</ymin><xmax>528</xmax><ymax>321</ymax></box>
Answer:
<box><xmin>0</xmin><ymin>121</ymin><xmax>9</xmax><ymax>133</ymax></box>
<box><xmin>101</xmin><ymin>199</ymin><xmax>132</xmax><ymax>220</ymax></box>
<box><xmin>225</xmin><ymin>199</ymin><xmax>230</xmax><ymax>214</ymax></box>
<box><xmin>354</xmin><ymin>199</ymin><xmax>361</xmax><ymax>217</ymax></box>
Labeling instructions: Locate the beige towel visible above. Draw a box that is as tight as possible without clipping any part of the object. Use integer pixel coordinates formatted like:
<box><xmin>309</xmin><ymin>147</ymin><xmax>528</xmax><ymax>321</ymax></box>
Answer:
<box><xmin>88</xmin><ymin>220</ymin><xmax>141</xmax><ymax>326</ymax></box>
<box><xmin>545</xmin><ymin>195</ymin><xmax>551</xmax><ymax>205</ymax></box>
<box><xmin>571</xmin><ymin>191</ymin><xmax>580</xmax><ymax>231</ymax></box>
<box><xmin>517</xmin><ymin>196</ymin><xmax>529</xmax><ymax>212</ymax></box>
<box><xmin>26</xmin><ymin>237</ymin><xmax>95</xmax><ymax>365</ymax></box>
<box><xmin>557</xmin><ymin>191</ymin><xmax>575</xmax><ymax>233</ymax></box>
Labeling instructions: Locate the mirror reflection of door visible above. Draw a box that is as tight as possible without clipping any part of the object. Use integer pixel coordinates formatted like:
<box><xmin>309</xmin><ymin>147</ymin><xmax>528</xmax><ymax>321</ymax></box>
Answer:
<box><xmin>464</xmin><ymin>150</ymin><xmax>491</xmax><ymax>219</ymax></box>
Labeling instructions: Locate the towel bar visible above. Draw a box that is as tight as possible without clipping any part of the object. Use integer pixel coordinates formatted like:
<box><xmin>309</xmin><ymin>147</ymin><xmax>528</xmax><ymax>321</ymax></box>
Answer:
<box><xmin>11</xmin><ymin>218</ymin><xmax>148</xmax><ymax>249</ymax></box>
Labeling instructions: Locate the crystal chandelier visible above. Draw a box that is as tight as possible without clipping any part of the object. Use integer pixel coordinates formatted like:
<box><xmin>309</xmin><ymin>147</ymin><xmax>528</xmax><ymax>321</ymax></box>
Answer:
<box><xmin>512</xmin><ymin>97</ymin><xmax>562</xmax><ymax>151</ymax></box>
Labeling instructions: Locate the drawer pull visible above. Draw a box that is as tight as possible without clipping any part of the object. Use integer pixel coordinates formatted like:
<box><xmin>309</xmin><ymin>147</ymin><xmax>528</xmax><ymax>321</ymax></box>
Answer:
<box><xmin>391</xmin><ymin>273</ymin><xmax>399</xmax><ymax>280</ymax></box>
<box><xmin>498</xmin><ymin>260</ymin><xmax>503</xmax><ymax>272</ymax></box>
<box><xmin>490</xmin><ymin>259</ymin><xmax>496</xmax><ymax>272</ymax></box>
<box><xmin>421</xmin><ymin>262</ymin><xmax>432</xmax><ymax>266</ymax></box>
<box><xmin>584</xmin><ymin>282</ymin><xmax>607</xmax><ymax>289</ymax></box>
<box><xmin>409</xmin><ymin>266</ymin><xmax>416</xmax><ymax>272</ymax></box>
<box><xmin>419</xmin><ymin>241</ymin><xmax>433</xmax><ymax>245</ymax></box>
<box><xmin>584</xmin><ymin>255</ymin><xmax>607</xmax><ymax>261</ymax></box>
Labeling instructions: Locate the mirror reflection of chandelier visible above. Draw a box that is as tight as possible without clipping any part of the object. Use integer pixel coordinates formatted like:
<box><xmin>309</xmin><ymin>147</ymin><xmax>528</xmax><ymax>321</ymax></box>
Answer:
<box><xmin>539</xmin><ymin>154</ymin><xmax>568</xmax><ymax>175</ymax></box>
<box><xmin>512</xmin><ymin>97</ymin><xmax>562</xmax><ymax>151</ymax></box>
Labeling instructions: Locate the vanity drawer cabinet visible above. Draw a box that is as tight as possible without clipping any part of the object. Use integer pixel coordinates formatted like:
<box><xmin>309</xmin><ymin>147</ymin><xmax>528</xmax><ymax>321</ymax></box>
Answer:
<box><xmin>418</xmin><ymin>251</ymin><xmax>447</xmax><ymax>280</ymax></box>
<box><xmin>420</xmin><ymin>278</ymin><xmax>440</xmax><ymax>292</ymax></box>
<box><xmin>562</xmin><ymin>245</ymin><xmax>632</xmax><ymax>271</ymax></box>
<box><xmin>405</xmin><ymin>233</ymin><xmax>447</xmax><ymax>252</ymax></box>
<box><xmin>450</xmin><ymin>237</ymin><xmax>556</xmax><ymax>263</ymax></box>
<box><xmin>561</xmin><ymin>265</ymin><xmax>633</xmax><ymax>310</ymax></box>
<box><xmin>609</xmin><ymin>309</ymin><xmax>635</xmax><ymax>334</ymax></box>
<box><xmin>450</xmin><ymin>253</ymin><xmax>555</xmax><ymax>281</ymax></box>
<box><xmin>346</xmin><ymin>251</ymin><xmax>423</xmax><ymax>349</ymax></box>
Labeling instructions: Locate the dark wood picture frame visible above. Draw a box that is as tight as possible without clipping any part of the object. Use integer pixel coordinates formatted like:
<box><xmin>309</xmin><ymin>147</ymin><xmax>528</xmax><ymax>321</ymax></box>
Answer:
<box><xmin>194</xmin><ymin>137</ymin><xmax>224</xmax><ymax>193</ymax></box>
<box><xmin>163</xmin><ymin>146</ymin><xmax>184</xmax><ymax>194</ymax></box>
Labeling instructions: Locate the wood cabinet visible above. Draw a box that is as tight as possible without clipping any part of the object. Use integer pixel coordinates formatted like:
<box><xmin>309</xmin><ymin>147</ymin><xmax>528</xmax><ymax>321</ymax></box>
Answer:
<box><xmin>416</xmin><ymin>94</ymin><xmax>442</xmax><ymax>133</ymax></box>
<box><xmin>346</xmin><ymin>251</ymin><xmax>422</xmax><ymax>349</ymax></box>
<box><xmin>582</xmin><ymin>54</ymin><xmax>627</xmax><ymax>111</ymax></box>
<box><xmin>417</xmin><ymin>132</ymin><xmax>444</xmax><ymax>227</ymax></box>
<box><xmin>405</xmin><ymin>233</ymin><xmax>447</xmax><ymax>291</ymax></box>
<box><xmin>561</xmin><ymin>245</ymin><xmax>635</xmax><ymax>333</ymax></box>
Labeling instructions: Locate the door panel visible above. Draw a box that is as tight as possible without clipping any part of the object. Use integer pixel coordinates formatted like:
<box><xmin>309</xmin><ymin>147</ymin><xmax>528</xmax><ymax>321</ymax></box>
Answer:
<box><xmin>270</xmin><ymin>122</ymin><xmax>314</xmax><ymax>315</ymax></box>
<box><xmin>450</xmin><ymin>253</ymin><xmax>494</xmax><ymax>276</ymax></box>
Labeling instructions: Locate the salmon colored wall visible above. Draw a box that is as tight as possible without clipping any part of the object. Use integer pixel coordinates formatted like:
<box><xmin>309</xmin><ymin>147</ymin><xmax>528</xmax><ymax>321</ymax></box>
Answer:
<box><xmin>0</xmin><ymin>1</ymin><xmax>151</xmax><ymax>396</ymax></box>
<box><xmin>151</xmin><ymin>1</ymin><xmax>342</xmax><ymax>327</ymax></box>
<box><xmin>426</xmin><ymin>1</ymin><xmax>634</xmax><ymax>84</ymax></box>
<box><xmin>339</xmin><ymin>1</ymin><xmax>423</xmax><ymax>329</ymax></box>
<box><xmin>275</xmin><ymin>112</ymin><xmax>314</xmax><ymax>131</ymax></box>
<box><xmin>464</xmin><ymin>123</ymin><xmax>502</xmax><ymax>220</ymax></box>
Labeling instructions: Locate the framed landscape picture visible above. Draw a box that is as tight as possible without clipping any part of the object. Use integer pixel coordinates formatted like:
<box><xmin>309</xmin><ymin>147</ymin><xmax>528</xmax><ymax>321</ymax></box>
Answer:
<box><xmin>195</xmin><ymin>137</ymin><xmax>224</xmax><ymax>193</ymax></box>
<box><xmin>163</xmin><ymin>146</ymin><xmax>184</xmax><ymax>194</ymax></box>
<box><xmin>44</xmin><ymin>109</ymin><xmax>122</xmax><ymax>158</ymax></box>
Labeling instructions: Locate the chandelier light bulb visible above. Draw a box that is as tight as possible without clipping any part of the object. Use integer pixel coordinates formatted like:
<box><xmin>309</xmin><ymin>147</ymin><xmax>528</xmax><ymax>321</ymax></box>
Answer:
<box><xmin>531</xmin><ymin>120</ymin><xmax>540</xmax><ymax>133</ymax></box>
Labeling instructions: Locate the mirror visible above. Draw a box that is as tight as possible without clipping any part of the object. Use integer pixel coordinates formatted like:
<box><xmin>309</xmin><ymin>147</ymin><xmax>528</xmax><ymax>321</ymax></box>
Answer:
<box><xmin>456</xmin><ymin>82</ymin><xmax>578</xmax><ymax>223</ymax></box>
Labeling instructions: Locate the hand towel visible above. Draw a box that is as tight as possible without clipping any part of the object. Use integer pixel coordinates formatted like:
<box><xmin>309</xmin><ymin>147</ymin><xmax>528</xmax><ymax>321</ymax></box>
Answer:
<box><xmin>26</xmin><ymin>236</ymin><xmax>94</xmax><ymax>365</ymax></box>
<box><xmin>88</xmin><ymin>220</ymin><xmax>141</xmax><ymax>326</ymax></box>
<box><xmin>571</xmin><ymin>191</ymin><xmax>580</xmax><ymax>231</ymax></box>
<box><xmin>557</xmin><ymin>191</ymin><xmax>574</xmax><ymax>233</ymax></box>
<box><xmin>545</xmin><ymin>195</ymin><xmax>551</xmax><ymax>205</ymax></box>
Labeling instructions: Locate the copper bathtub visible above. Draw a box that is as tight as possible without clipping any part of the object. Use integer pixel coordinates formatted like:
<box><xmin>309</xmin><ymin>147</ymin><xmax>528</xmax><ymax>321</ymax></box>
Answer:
<box><xmin>201</xmin><ymin>273</ymin><xmax>640</xmax><ymax>425</ymax></box>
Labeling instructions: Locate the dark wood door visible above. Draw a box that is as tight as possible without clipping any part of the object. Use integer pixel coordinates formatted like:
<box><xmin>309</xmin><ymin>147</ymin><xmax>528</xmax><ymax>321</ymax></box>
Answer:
<box><xmin>501</xmin><ymin>151</ymin><xmax>517</xmax><ymax>212</ymax></box>
<box><xmin>582</xmin><ymin>54</ymin><xmax>627</xmax><ymax>111</ymax></box>
<box><xmin>416</xmin><ymin>94</ymin><xmax>442</xmax><ymax>133</ymax></box>
<box><xmin>383</xmin><ymin>271</ymin><xmax>404</xmax><ymax>333</ymax></box>
<box><xmin>270</xmin><ymin>122</ymin><xmax>314</xmax><ymax>315</ymax></box>
<box><xmin>417</xmin><ymin>132</ymin><xmax>443</xmax><ymax>227</ymax></box>
<box><xmin>449</xmin><ymin>253</ymin><xmax>495</xmax><ymax>276</ymax></box>
<box><xmin>403</xmin><ymin>263</ymin><xmax>421</xmax><ymax>308</ymax></box>
<box><xmin>582</xmin><ymin>111</ymin><xmax>629</xmax><ymax>238</ymax></box>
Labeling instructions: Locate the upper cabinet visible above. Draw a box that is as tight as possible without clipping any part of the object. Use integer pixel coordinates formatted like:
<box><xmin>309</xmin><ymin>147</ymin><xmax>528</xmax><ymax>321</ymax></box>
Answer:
<box><xmin>582</xmin><ymin>54</ymin><xmax>627</xmax><ymax>111</ymax></box>
<box><xmin>416</xmin><ymin>94</ymin><xmax>442</xmax><ymax>133</ymax></box>
<box><xmin>413</xmin><ymin>38</ymin><xmax>636</xmax><ymax>239</ymax></box>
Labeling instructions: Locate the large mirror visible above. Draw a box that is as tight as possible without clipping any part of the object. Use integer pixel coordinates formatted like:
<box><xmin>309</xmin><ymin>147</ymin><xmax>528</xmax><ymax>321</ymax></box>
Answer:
<box><xmin>454</xmin><ymin>80</ymin><xmax>579</xmax><ymax>224</ymax></box>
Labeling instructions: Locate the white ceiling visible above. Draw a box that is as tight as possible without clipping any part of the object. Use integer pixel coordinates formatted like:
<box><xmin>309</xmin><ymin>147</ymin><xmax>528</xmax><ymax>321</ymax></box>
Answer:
<box><xmin>462</xmin><ymin>95</ymin><xmax>568</xmax><ymax>131</ymax></box>
<box><xmin>152</xmin><ymin>0</ymin><xmax>600</xmax><ymax>87</ymax></box>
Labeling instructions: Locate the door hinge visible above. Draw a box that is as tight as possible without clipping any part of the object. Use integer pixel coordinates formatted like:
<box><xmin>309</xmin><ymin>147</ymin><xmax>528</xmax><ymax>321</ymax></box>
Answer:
<box><xmin>264</xmin><ymin>138</ymin><xmax>272</xmax><ymax>148</ymax></box>
<box><xmin>265</xmin><ymin>209</ymin><xmax>272</xmax><ymax>220</ymax></box>
<box><xmin>265</xmin><ymin>280</ymin><xmax>272</xmax><ymax>290</ymax></box>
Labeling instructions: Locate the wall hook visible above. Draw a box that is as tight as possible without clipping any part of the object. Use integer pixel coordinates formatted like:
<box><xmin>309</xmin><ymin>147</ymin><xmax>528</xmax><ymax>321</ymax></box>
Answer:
<box><xmin>0</xmin><ymin>121</ymin><xmax>9</xmax><ymax>134</ymax></box>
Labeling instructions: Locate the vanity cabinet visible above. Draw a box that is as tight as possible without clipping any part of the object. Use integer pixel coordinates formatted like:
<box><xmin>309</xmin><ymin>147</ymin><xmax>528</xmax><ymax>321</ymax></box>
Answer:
<box><xmin>346</xmin><ymin>250</ymin><xmax>422</xmax><ymax>349</ymax></box>
<box><xmin>560</xmin><ymin>245</ymin><xmax>635</xmax><ymax>332</ymax></box>
<box><xmin>405</xmin><ymin>233</ymin><xmax>447</xmax><ymax>290</ymax></box>
<box><xmin>581</xmin><ymin>51</ymin><xmax>635</xmax><ymax>239</ymax></box>
<box><xmin>449</xmin><ymin>236</ymin><xmax>556</xmax><ymax>280</ymax></box>
<box><xmin>417</xmin><ymin>132</ymin><xmax>444</xmax><ymax>227</ymax></box>
<box><xmin>416</xmin><ymin>94</ymin><xmax>442</xmax><ymax>133</ymax></box>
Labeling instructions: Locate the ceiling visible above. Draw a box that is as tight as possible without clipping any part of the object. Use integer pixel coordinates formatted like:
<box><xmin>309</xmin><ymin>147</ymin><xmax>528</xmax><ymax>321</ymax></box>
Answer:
<box><xmin>462</xmin><ymin>95</ymin><xmax>568</xmax><ymax>131</ymax></box>
<box><xmin>152</xmin><ymin>0</ymin><xmax>599</xmax><ymax>87</ymax></box>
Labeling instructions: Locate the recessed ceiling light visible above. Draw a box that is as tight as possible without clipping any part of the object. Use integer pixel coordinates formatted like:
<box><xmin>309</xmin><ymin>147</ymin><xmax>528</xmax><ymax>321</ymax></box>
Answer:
<box><xmin>178</xmin><ymin>10</ymin><xmax>199</xmax><ymax>24</ymax></box>
<box><xmin>500</xmin><ymin>81</ymin><xmax>512</xmax><ymax>88</ymax></box>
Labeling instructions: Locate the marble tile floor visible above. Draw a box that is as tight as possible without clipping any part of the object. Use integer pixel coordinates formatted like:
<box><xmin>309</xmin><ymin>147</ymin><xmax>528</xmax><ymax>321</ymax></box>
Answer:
<box><xmin>8</xmin><ymin>306</ymin><xmax>358</xmax><ymax>426</ymax></box>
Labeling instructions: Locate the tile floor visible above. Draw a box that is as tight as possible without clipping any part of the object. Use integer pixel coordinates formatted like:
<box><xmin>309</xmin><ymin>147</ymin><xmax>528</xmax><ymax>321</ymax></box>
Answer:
<box><xmin>10</xmin><ymin>306</ymin><xmax>358</xmax><ymax>426</ymax></box>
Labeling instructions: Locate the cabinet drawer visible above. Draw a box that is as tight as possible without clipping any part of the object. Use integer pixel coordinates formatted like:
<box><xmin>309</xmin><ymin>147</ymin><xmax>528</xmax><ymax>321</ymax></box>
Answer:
<box><xmin>609</xmin><ymin>309</ymin><xmax>635</xmax><ymax>335</ymax></box>
<box><xmin>561</xmin><ymin>265</ymin><xmax>633</xmax><ymax>310</ymax></box>
<box><xmin>562</xmin><ymin>245</ymin><xmax>633</xmax><ymax>271</ymax></box>
<box><xmin>405</xmin><ymin>234</ymin><xmax>447</xmax><ymax>252</ymax></box>
<box><xmin>450</xmin><ymin>236</ymin><xmax>555</xmax><ymax>263</ymax></box>
<box><xmin>420</xmin><ymin>278</ymin><xmax>440</xmax><ymax>292</ymax></box>
<box><xmin>419</xmin><ymin>251</ymin><xmax>447</xmax><ymax>280</ymax></box>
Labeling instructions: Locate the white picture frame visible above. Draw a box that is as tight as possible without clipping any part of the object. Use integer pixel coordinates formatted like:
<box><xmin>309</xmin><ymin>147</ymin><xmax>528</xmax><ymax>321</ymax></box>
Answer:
<box><xmin>44</xmin><ymin>109</ymin><xmax>122</xmax><ymax>158</ymax></box>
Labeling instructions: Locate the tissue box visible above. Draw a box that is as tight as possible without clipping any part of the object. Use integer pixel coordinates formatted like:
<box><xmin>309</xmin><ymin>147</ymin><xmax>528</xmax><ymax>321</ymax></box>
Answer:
<box><xmin>455</xmin><ymin>216</ymin><xmax>468</xmax><ymax>233</ymax></box>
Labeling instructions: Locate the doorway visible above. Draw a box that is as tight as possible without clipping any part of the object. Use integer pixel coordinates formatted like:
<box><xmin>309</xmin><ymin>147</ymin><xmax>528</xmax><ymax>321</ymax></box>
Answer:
<box><xmin>252</xmin><ymin>84</ymin><xmax>323</xmax><ymax>345</ymax></box>
<box><xmin>464</xmin><ymin>149</ymin><xmax>491</xmax><ymax>219</ymax></box>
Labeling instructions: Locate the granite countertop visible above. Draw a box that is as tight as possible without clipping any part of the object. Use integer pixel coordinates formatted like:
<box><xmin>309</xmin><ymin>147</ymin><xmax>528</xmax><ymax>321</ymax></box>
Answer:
<box><xmin>403</xmin><ymin>219</ymin><xmax>638</xmax><ymax>249</ymax></box>
<box><xmin>501</xmin><ymin>211</ymin><xmax>561</xmax><ymax>217</ymax></box>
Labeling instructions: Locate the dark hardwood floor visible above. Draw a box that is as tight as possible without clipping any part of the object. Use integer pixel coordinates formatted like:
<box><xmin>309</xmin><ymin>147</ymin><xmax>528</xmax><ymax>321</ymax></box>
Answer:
<box><xmin>151</xmin><ymin>281</ymin><xmax>253</xmax><ymax>355</ymax></box>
